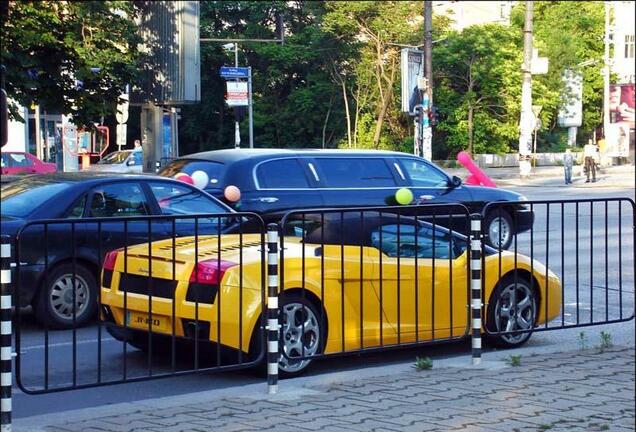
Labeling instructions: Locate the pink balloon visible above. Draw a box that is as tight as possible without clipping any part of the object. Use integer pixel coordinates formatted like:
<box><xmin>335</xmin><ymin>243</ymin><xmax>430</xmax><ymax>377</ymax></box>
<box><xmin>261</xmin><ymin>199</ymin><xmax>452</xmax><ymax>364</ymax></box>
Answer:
<box><xmin>175</xmin><ymin>172</ymin><xmax>194</xmax><ymax>185</ymax></box>
<box><xmin>457</xmin><ymin>151</ymin><xmax>497</xmax><ymax>188</ymax></box>
<box><xmin>224</xmin><ymin>185</ymin><xmax>241</xmax><ymax>202</ymax></box>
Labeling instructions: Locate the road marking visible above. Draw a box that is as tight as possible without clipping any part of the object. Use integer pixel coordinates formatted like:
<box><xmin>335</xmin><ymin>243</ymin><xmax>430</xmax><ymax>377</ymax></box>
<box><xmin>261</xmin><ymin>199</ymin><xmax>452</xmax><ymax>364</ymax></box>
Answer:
<box><xmin>20</xmin><ymin>337</ymin><xmax>118</xmax><ymax>352</ymax></box>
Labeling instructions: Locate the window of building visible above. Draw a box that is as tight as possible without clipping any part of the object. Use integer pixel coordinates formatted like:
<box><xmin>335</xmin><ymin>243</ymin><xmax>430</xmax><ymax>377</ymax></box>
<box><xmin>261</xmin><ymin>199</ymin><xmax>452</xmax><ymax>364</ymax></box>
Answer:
<box><xmin>625</xmin><ymin>35</ymin><xmax>635</xmax><ymax>59</ymax></box>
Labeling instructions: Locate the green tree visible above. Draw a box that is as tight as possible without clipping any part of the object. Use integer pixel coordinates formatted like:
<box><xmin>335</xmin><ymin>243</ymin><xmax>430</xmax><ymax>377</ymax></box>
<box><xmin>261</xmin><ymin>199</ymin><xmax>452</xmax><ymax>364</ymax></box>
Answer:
<box><xmin>433</xmin><ymin>25</ymin><xmax>522</xmax><ymax>156</ymax></box>
<box><xmin>177</xmin><ymin>1</ymin><xmax>350</xmax><ymax>153</ymax></box>
<box><xmin>0</xmin><ymin>1</ymin><xmax>142</xmax><ymax>128</ymax></box>
<box><xmin>323</xmin><ymin>1</ymin><xmax>423</xmax><ymax>149</ymax></box>
<box><xmin>511</xmin><ymin>1</ymin><xmax>605</xmax><ymax>149</ymax></box>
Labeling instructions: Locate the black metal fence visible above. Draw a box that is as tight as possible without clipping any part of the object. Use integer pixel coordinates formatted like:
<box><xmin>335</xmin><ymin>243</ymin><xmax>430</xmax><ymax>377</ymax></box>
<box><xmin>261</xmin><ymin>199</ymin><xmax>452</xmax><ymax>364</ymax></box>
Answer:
<box><xmin>482</xmin><ymin>198</ymin><xmax>635</xmax><ymax>341</ymax></box>
<box><xmin>277</xmin><ymin>203</ymin><xmax>473</xmax><ymax>371</ymax></box>
<box><xmin>14</xmin><ymin>212</ymin><xmax>266</xmax><ymax>394</ymax></box>
<box><xmin>7</xmin><ymin>198</ymin><xmax>635</xmax><ymax>398</ymax></box>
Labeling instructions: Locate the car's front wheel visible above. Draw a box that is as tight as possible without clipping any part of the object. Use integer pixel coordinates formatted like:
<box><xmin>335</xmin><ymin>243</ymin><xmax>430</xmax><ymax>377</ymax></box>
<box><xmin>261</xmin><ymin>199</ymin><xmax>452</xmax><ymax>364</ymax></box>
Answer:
<box><xmin>33</xmin><ymin>263</ymin><xmax>97</xmax><ymax>329</ymax></box>
<box><xmin>485</xmin><ymin>209</ymin><xmax>514</xmax><ymax>250</ymax></box>
<box><xmin>486</xmin><ymin>276</ymin><xmax>537</xmax><ymax>347</ymax></box>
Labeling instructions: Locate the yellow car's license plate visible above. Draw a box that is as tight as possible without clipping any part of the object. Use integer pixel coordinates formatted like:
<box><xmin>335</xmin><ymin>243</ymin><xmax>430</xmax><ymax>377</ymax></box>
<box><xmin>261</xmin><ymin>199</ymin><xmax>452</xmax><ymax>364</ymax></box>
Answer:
<box><xmin>126</xmin><ymin>311</ymin><xmax>170</xmax><ymax>333</ymax></box>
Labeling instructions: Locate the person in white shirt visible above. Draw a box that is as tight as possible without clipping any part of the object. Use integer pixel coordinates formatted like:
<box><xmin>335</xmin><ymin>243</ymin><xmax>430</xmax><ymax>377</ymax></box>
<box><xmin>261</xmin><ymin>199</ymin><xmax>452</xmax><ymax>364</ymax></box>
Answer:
<box><xmin>583</xmin><ymin>140</ymin><xmax>598</xmax><ymax>183</ymax></box>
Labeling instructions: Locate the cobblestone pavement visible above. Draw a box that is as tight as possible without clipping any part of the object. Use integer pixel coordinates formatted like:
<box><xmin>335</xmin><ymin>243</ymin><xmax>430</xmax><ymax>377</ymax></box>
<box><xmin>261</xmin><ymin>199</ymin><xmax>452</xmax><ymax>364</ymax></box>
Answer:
<box><xmin>30</xmin><ymin>347</ymin><xmax>634</xmax><ymax>432</ymax></box>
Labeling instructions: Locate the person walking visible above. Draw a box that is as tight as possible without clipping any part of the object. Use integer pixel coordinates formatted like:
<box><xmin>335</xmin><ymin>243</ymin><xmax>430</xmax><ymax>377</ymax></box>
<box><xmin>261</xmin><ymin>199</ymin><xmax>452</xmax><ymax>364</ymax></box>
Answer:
<box><xmin>563</xmin><ymin>148</ymin><xmax>574</xmax><ymax>184</ymax></box>
<box><xmin>583</xmin><ymin>139</ymin><xmax>597</xmax><ymax>183</ymax></box>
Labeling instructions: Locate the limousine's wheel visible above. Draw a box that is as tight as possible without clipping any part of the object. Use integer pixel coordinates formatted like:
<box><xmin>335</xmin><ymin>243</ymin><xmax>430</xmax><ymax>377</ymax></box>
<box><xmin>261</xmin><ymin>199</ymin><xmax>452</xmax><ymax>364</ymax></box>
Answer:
<box><xmin>485</xmin><ymin>210</ymin><xmax>513</xmax><ymax>250</ymax></box>
<box><xmin>279</xmin><ymin>295</ymin><xmax>323</xmax><ymax>377</ymax></box>
<box><xmin>486</xmin><ymin>276</ymin><xmax>536</xmax><ymax>348</ymax></box>
<box><xmin>33</xmin><ymin>263</ymin><xmax>98</xmax><ymax>329</ymax></box>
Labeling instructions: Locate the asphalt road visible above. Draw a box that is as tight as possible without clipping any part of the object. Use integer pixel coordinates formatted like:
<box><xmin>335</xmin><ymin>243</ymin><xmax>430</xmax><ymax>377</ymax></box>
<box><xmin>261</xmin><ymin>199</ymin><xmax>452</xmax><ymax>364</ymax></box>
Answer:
<box><xmin>12</xmin><ymin>183</ymin><xmax>635</xmax><ymax>419</ymax></box>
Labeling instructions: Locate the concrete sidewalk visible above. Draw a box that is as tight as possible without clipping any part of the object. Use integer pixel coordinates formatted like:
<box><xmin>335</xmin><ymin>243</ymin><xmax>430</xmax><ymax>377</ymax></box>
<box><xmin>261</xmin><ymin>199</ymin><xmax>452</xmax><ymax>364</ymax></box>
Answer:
<box><xmin>445</xmin><ymin>164</ymin><xmax>635</xmax><ymax>189</ymax></box>
<box><xmin>16</xmin><ymin>346</ymin><xmax>635</xmax><ymax>432</ymax></box>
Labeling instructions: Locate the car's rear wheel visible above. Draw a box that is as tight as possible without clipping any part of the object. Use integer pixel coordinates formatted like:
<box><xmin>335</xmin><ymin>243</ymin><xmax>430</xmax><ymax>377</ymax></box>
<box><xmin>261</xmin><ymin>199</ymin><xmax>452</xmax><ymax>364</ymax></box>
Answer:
<box><xmin>33</xmin><ymin>263</ymin><xmax>97</xmax><ymax>329</ymax></box>
<box><xmin>485</xmin><ymin>209</ymin><xmax>514</xmax><ymax>250</ymax></box>
<box><xmin>486</xmin><ymin>276</ymin><xmax>536</xmax><ymax>347</ymax></box>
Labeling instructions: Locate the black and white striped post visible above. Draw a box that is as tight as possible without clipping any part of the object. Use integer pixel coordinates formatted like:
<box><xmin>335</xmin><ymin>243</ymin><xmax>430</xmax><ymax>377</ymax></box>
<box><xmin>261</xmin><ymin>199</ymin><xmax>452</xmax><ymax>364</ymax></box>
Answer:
<box><xmin>470</xmin><ymin>214</ymin><xmax>482</xmax><ymax>366</ymax></box>
<box><xmin>266</xmin><ymin>224</ymin><xmax>280</xmax><ymax>394</ymax></box>
<box><xmin>1</xmin><ymin>236</ymin><xmax>12</xmax><ymax>431</ymax></box>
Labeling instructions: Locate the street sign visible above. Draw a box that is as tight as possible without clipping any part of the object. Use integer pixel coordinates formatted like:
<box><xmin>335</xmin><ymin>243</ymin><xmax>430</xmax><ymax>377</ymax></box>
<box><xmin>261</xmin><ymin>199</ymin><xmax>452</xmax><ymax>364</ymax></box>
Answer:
<box><xmin>220</xmin><ymin>66</ymin><xmax>250</xmax><ymax>79</ymax></box>
<box><xmin>226</xmin><ymin>82</ymin><xmax>248</xmax><ymax>106</ymax></box>
<box><xmin>116</xmin><ymin>123</ymin><xmax>127</xmax><ymax>149</ymax></box>
<box><xmin>116</xmin><ymin>93</ymin><xmax>129</xmax><ymax>124</ymax></box>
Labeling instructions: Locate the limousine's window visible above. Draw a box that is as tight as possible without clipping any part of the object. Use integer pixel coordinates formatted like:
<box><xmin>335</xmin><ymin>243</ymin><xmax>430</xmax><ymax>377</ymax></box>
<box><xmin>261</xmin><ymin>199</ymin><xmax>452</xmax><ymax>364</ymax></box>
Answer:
<box><xmin>316</xmin><ymin>158</ymin><xmax>396</xmax><ymax>188</ymax></box>
<box><xmin>160</xmin><ymin>160</ymin><xmax>225</xmax><ymax>187</ymax></box>
<box><xmin>397</xmin><ymin>158</ymin><xmax>448</xmax><ymax>188</ymax></box>
<box><xmin>257</xmin><ymin>158</ymin><xmax>310</xmax><ymax>188</ymax></box>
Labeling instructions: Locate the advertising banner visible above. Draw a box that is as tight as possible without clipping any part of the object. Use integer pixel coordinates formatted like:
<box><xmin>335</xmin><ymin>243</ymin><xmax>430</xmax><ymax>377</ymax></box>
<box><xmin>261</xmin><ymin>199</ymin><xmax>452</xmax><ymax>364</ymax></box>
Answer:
<box><xmin>401</xmin><ymin>48</ymin><xmax>424</xmax><ymax>114</ymax></box>
<box><xmin>557</xmin><ymin>70</ymin><xmax>583</xmax><ymax>128</ymax></box>
<box><xmin>607</xmin><ymin>84</ymin><xmax>634</xmax><ymax>157</ymax></box>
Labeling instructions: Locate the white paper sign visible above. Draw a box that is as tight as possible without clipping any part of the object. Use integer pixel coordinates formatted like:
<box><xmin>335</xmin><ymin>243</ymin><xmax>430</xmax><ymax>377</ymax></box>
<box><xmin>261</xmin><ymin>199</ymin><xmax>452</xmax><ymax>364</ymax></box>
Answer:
<box><xmin>226</xmin><ymin>82</ymin><xmax>248</xmax><ymax>107</ymax></box>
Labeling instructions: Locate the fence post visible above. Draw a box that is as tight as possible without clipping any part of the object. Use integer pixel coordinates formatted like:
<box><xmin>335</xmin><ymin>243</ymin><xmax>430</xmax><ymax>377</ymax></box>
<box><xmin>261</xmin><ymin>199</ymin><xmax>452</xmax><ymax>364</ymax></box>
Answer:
<box><xmin>266</xmin><ymin>224</ymin><xmax>280</xmax><ymax>394</ymax></box>
<box><xmin>1</xmin><ymin>236</ymin><xmax>12</xmax><ymax>431</ymax></box>
<box><xmin>470</xmin><ymin>214</ymin><xmax>482</xmax><ymax>366</ymax></box>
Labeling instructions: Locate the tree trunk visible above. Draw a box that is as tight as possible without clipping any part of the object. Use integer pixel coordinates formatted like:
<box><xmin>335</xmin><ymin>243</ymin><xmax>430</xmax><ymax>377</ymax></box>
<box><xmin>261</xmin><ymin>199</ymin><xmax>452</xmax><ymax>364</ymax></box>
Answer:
<box><xmin>468</xmin><ymin>104</ymin><xmax>474</xmax><ymax>154</ymax></box>
<box><xmin>353</xmin><ymin>86</ymin><xmax>361</xmax><ymax>148</ymax></box>
<box><xmin>341</xmin><ymin>79</ymin><xmax>352</xmax><ymax>148</ymax></box>
<box><xmin>372</xmin><ymin>65</ymin><xmax>396</xmax><ymax>148</ymax></box>
<box><xmin>322</xmin><ymin>96</ymin><xmax>334</xmax><ymax>149</ymax></box>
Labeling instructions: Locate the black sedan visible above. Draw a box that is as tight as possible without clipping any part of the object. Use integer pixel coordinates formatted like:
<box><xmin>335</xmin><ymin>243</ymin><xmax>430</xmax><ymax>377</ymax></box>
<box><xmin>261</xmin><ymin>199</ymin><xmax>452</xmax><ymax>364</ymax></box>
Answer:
<box><xmin>1</xmin><ymin>173</ymin><xmax>236</xmax><ymax>329</ymax></box>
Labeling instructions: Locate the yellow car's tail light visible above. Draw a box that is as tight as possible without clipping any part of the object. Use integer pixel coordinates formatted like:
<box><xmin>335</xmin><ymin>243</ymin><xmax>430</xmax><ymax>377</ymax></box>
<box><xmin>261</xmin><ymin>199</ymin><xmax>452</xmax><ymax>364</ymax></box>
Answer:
<box><xmin>102</xmin><ymin>249</ymin><xmax>120</xmax><ymax>288</ymax></box>
<box><xmin>187</xmin><ymin>259</ymin><xmax>236</xmax><ymax>304</ymax></box>
<box><xmin>103</xmin><ymin>250</ymin><xmax>119</xmax><ymax>271</ymax></box>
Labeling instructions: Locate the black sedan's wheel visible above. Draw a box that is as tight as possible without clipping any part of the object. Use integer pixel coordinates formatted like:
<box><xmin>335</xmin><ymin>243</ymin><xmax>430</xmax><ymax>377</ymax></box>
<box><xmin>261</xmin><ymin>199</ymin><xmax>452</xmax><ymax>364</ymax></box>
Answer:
<box><xmin>486</xmin><ymin>276</ymin><xmax>536</xmax><ymax>347</ymax></box>
<box><xmin>33</xmin><ymin>263</ymin><xmax>97</xmax><ymax>329</ymax></box>
<box><xmin>485</xmin><ymin>210</ymin><xmax>514</xmax><ymax>250</ymax></box>
<box><xmin>279</xmin><ymin>296</ymin><xmax>323</xmax><ymax>377</ymax></box>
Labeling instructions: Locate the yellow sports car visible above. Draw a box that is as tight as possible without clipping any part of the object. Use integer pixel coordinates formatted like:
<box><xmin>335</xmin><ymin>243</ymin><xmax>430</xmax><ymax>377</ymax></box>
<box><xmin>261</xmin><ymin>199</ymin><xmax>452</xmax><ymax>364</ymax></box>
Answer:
<box><xmin>100</xmin><ymin>213</ymin><xmax>561</xmax><ymax>375</ymax></box>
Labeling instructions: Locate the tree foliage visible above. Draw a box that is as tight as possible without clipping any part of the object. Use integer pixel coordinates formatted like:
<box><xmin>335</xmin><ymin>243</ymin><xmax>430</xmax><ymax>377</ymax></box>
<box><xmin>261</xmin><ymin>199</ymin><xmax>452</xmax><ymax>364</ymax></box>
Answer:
<box><xmin>1</xmin><ymin>1</ymin><xmax>142</xmax><ymax>128</ymax></box>
<box><xmin>511</xmin><ymin>1</ymin><xmax>605</xmax><ymax>149</ymax></box>
<box><xmin>433</xmin><ymin>25</ymin><xmax>522</xmax><ymax>156</ymax></box>
<box><xmin>3</xmin><ymin>1</ymin><xmax>607</xmax><ymax>155</ymax></box>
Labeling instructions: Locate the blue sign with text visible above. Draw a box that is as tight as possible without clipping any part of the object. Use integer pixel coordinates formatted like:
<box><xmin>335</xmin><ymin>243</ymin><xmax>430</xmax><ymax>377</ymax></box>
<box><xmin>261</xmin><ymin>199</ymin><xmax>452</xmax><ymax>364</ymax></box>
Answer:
<box><xmin>220</xmin><ymin>67</ymin><xmax>250</xmax><ymax>78</ymax></box>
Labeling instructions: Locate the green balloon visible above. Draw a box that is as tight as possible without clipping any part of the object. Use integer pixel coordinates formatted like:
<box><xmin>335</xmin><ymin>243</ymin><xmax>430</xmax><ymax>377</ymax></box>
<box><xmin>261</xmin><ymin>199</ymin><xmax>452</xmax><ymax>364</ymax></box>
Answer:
<box><xmin>395</xmin><ymin>188</ymin><xmax>413</xmax><ymax>205</ymax></box>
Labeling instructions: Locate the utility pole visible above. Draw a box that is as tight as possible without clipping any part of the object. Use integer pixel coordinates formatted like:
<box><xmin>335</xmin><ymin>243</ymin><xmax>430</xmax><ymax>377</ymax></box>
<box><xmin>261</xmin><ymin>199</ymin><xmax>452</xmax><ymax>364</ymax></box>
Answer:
<box><xmin>423</xmin><ymin>0</ymin><xmax>433</xmax><ymax>161</ymax></box>
<box><xmin>518</xmin><ymin>1</ymin><xmax>534</xmax><ymax>178</ymax></box>
<box><xmin>233</xmin><ymin>43</ymin><xmax>241</xmax><ymax>149</ymax></box>
<box><xmin>603</xmin><ymin>1</ymin><xmax>611</xmax><ymax>147</ymax></box>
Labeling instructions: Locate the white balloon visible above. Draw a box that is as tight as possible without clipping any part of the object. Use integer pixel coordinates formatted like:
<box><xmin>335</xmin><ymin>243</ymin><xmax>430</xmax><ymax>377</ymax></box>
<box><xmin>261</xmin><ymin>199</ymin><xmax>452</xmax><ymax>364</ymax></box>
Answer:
<box><xmin>191</xmin><ymin>170</ymin><xmax>209</xmax><ymax>189</ymax></box>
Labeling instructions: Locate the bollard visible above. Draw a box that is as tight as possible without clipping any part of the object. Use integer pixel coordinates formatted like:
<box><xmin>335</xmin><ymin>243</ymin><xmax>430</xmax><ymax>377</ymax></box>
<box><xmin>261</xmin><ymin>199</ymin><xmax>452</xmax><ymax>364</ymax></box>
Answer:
<box><xmin>266</xmin><ymin>224</ymin><xmax>280</xmax><ymax>394</ymax></box>
<box><xmin>1</xmin><ymin>236</ymin><xmax>12</xmax><ymax>431</ymax></box>
<box><xmin>470</xmin><ymin>215</ymin><xmax>482</xmax><ymax>366</ymax></box>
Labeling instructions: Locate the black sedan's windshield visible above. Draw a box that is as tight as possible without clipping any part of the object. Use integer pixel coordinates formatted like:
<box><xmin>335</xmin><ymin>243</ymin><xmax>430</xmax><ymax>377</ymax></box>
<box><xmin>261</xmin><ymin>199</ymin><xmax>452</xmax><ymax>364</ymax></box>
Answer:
<box><xmin>0</xmin><ymin>181</ymin><xmax>72</xmax><ymax>218</ymax></box>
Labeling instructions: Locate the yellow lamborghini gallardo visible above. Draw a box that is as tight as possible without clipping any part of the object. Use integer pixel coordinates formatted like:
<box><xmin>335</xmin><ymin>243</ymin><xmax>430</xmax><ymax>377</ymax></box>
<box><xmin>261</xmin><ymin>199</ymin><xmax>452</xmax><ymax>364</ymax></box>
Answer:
<box><xmin>100</xmin><ymin>213</ymin><xmax>561</xmax><ymax>375</ymax></box>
